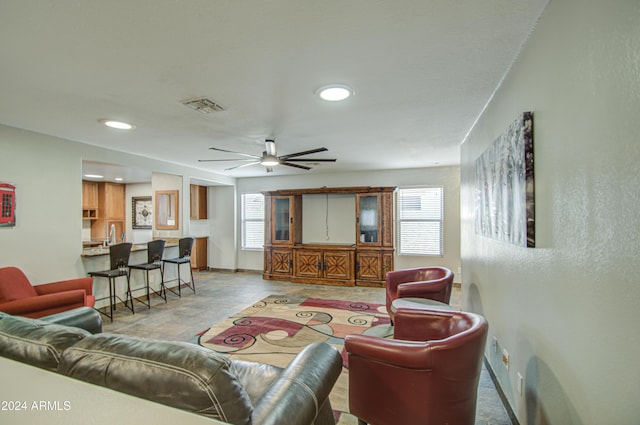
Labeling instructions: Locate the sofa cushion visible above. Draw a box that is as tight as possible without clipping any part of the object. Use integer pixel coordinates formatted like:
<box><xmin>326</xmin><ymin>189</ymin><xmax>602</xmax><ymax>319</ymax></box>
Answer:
<box><xmin>59</xmin><ymin>334</ymin><xmax>254</xmax><ymax>425</ymax></box>
<box><xmin>0</xmin><ymin>312</ymin><xmax>90</xmax><ymax>370</ymax></box>
<box><xmin>230</xmin><ymin>359</ymin><xmax>282</xmax><ymax>406</ymax></box>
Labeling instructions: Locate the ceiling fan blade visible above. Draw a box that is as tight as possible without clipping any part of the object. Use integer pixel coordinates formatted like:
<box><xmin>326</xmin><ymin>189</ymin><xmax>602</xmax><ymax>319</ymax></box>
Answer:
<box><xmin>281</xmin><ymin>162</ymin><xmax>312</xmax><ymax>170</ymax></box>
<box><xmin>284</xmin><ymin>158</ymin><xmax>337</xmax><ymax>162</ymax></box>
<box><xmin>198</xmin><ymin>158</ymin><xmax>256</xmax><ymax>162</ymax></box>
<box><xmin>209</xmin><ymin>147</ymin><xmax>261</xmax><ymax>159</ymax></box>
<box><xmin>280</xmin><ymin>147</ymin><xmax>328</xmax><ymax>159</ymax></box>
<box><xmin>224</xmin><ymin>161</ymin><xmax>261</xmax><ymax>171</ymax></box>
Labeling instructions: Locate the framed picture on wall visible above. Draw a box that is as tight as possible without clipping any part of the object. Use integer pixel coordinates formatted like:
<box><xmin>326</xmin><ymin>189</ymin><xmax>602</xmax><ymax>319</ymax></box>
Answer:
<box><xmin>0</xmin><ymin>182</ymin><xmax>16</xmax><ymax>228</ymax></box>
<box><xmin>475</xmin><ymin>111</ymin><xmax>535</xmax><ymax>247</ymax></box>
<box><xmin>132</xmin><ymin>196</ymin><xmax>153</xmax><ymax>229</ymax></box>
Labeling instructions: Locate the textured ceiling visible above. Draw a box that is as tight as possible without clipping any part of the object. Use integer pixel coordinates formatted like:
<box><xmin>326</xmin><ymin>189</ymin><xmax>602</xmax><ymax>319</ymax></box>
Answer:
<box><xmin>0</xmin><ymin>0</ymin><xmax>548</xmax><ymax>179</ymax></box>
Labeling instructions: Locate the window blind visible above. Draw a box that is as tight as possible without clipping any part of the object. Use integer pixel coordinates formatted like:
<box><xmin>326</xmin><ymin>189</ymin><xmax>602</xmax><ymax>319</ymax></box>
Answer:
<box><xmin>241</xmin><ymin>193</ymin><xmax>264</xmax><ymax>250</ymax></box>
<box><xmin>397</xmin><ymin>187</ymin><xmax>443</xmax><ymax>256</ymax></box>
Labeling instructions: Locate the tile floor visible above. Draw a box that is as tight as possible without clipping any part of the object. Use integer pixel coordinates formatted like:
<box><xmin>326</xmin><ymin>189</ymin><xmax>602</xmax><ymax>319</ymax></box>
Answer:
<box><xmin>102</xmin><ymin>270</ymin><xmax>513</xmax><ymax>425</ymax></box>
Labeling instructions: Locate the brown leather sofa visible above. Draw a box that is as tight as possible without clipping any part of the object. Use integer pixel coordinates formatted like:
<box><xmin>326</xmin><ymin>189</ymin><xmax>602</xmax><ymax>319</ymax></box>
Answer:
<box><xmin>385</xmin><ymin>266</ymin><xmax>454</xmax><ymax>319</ymax></box>
<box><xmin>345</xmin><ymin>308</ymin><xmax>488</xmax><ymax>425</ymax></box>
<box><xmin>0</xmin><ymin>308</ymin><xmax>342</xmax><ymax>425</ymax></box>
<box><xmin>0</xmin><ymin>266</ymin><xmax>95</xmax><ymax>318</ymax></box>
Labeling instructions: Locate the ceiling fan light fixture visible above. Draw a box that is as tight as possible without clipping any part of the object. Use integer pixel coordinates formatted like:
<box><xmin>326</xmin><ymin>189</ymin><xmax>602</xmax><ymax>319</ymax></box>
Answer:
<box><xmin>316</xmin><ymin>84</ymin><xmax>353</xmax><ymax>102</ymax></box>
<box><xmin>98</xmin><ymin>119</ymin><xmax>135</xmax><ymax>130</ymax></box>
<box><xmin>261</xmin><ymin>155</ymin><xmax>280</xmax><ymax>167</ymax></box>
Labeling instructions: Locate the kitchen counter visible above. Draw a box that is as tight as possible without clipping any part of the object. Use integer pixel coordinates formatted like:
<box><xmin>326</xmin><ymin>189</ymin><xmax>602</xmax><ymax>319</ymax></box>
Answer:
<box><xmin>82</xmin><ymin>240</ymin><xmax>104</xmax><ymax>248</ymax></box>
<box><xmin>81</xmin><ymin>242</ymin><xmax>178</xmax><ymax>257</ymax></box>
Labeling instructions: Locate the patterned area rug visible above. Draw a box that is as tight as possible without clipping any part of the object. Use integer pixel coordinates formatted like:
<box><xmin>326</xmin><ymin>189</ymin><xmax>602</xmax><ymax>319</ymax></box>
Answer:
<box><xmin>198</xmin><ymin>294</ymin><xmax>392</xmax><ymax>425</ymax></box>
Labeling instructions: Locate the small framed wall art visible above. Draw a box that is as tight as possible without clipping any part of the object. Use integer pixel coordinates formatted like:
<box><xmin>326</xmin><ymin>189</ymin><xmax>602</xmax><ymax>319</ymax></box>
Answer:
<box><xmin>132</xmin><ymin>196</ymin><xmax>153</xmax><ymax>229</ymax></box>
<box><xmin>0</xmin><ymin>182</ymin><xmax>16</xmax><ymax>228</ymax></box>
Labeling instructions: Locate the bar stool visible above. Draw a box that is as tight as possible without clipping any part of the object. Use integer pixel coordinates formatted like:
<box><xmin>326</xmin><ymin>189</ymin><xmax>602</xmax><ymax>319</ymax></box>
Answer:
<box><xmin>89</xmin><ymin>242</ymin><xmax>133</xmax><ymax>321</ymax></box>
<box><xmin>162</xmin><ymin>237</ymin><xmax>195</xmax><ymax>297</ymax></box>
<box><xmin>128</xmin><ymin>239</ymin><xmax>166</xmax><ymax>308</ymax></box>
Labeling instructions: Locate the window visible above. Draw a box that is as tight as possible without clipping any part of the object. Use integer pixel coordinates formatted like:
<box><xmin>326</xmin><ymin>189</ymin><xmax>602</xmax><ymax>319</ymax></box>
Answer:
<box><xmin>241</xmin><ymin>193</ymin><xmax>265</xmax><ymax>250</ymax></box>
<box><xmin>397</xmin><ymin>187</ymin><xmax>443</xmax><ymax>256</ymax></box>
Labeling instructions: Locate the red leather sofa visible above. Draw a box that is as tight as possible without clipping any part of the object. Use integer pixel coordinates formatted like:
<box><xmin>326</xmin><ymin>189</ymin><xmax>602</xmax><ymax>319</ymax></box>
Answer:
<box><xmin>0</xmin><ymin>266</ymin><xmax>95</xmax><ymax>318</ymax></box>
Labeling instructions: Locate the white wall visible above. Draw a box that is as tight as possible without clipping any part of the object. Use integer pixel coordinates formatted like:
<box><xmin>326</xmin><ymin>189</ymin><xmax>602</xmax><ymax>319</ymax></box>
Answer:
<box><xmin>0</xmin><ymin>125</ymin><xmax>233</xmax><ymax>282</ymax></box>
<box><xmin>302</xmin><ymin>193</ymin><xmax>355</xmax><ymax>244</ymax></box>
<box><xmin>460</xmin><ymin>0</ymin><xmax>640</xmax><ymax>424</ymax></box>
<box><xmin>235</xmin><ymin>166</ymin><xmax>461</xmax><ymax>277</ymax></box>
<box><xmin>209</xmin><ymin>186</ymin><xmax>236</xmax><ymax>270</ymax></box>
<box><xmin>0</xmin><ymin>127</ymin><xmax>84</xmax><ymax>283</ymax></box>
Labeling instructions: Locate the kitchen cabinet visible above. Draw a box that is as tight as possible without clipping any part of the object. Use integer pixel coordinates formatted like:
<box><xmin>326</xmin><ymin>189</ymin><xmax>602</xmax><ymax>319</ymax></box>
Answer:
<box><xmin>190</xmin><ymin>237</ymin><xmax>208</xmax><ymax>271</ymax></box>
<box><xmin>82</xmin><ymin>181</ymin><xmax>99</xmax><ymax>220</ymax></box>
<box><xmin>91</xmin><ymin>182</ymin><xmax>126</xmax><ymax>241</ymax></box>
<box><xmin>190</xmin><ymin>185</ymin><xmax>208</xmax><ymax>220</ymax></box>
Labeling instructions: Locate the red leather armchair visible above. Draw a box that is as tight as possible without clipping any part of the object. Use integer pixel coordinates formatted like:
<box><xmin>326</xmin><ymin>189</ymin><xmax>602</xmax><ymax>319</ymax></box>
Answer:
<box><xmin>385</xmin><ymin>266</ymin><xmax>454</xmax><ymax>318</ymax></box>
<box><xmin>0</xmin><ymin>267</ymin><xmax>95</xmax><ymax>318</ymax></box>
<box><xmin>345</xmin><ymin>308</ymin><xmax>488</xmax><ymax>425</ymax></box>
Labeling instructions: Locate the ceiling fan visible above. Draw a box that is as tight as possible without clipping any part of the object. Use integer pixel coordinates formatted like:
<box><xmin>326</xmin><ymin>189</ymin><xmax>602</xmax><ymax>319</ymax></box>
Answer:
<box><xmin>198</xmin><ymin>139</ymin><xmax>337</xmax><ymax>173</ymax></box>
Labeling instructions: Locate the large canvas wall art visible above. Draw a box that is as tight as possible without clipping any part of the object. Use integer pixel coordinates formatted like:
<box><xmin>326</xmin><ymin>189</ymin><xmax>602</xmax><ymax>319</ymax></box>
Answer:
<box><xmin>475</xmin><ymin>112</ymin><xmax>534</xmax><ymax>247</ymax></box>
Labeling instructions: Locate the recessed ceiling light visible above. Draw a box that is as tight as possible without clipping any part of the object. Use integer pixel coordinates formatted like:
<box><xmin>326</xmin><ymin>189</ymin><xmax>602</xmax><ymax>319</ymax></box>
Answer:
<box><xmin>98</xmin><ymin>119</ymin><xmax>135</xmax><ymax>130</ymax></box>
<box><xmin>114</xmin><ymin>177</ymin><xmax>124</xmax><ymax>182</ymax></box>
<box><xmin>316</xmin><ymin>84</ymin><xmax>353</xmax><ymax>102</ymax></box>
<box><xmin>84</xmin><ymin>174</ymin><xmax>103</xmax><ymax>179</ymax></box>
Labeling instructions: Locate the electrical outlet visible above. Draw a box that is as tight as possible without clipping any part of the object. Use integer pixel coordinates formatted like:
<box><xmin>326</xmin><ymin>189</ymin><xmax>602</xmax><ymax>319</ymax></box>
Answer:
<box><xmin>517</xmin><ymin>372</ymin><xmax>524</xmax><ymax>396</ymax></box>
<box><xmin>502</xmin><ymin>348</ymin><xmax>509</xmax><ymax>370</ymax></box>
<box><xmin>492</xmin><ymin>336</ymin><xmax>498</xmax><ymax>354</ymax></box>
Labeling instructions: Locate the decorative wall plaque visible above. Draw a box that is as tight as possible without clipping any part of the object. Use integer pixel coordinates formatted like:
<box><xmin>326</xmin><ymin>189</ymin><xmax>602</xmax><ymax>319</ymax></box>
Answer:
<box><xmin>132</xmin><ymin>196</ymin><xmax>153</xmax><ymax>229</ymax></box>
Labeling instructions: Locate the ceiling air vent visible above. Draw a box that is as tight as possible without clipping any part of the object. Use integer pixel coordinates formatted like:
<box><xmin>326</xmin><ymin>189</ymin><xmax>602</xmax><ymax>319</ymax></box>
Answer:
<box><xmin>180</xmin><ymin>97</ymin><xmax>225</xmax><ymax>114</ymax></box>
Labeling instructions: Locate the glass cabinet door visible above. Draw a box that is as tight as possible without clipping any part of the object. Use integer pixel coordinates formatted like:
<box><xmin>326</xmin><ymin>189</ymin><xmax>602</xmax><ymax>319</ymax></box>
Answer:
<box><xmin>357</xmin><ymin>195</ymin><xmax>380</xmax><ymax>245</ymax></box>
<box><xmin>273</xmin><ymin>197</ymin><xmax>291</xmax><ymax>243</ymax></box>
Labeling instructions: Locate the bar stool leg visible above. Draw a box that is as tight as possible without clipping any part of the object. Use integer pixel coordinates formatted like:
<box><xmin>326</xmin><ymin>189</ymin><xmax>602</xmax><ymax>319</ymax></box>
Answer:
<box><xmin>145</xmin><ymin>270</ymin><xmax>151</xmax><ymax>309</ymax></box>
<box><xmin>177</xmin><ymin>263</ymin><xmax>182</xmax><ymax>297</ymax></box>
<box><xmin>108</xmin><ymin>277</ymin><xmax>114</xmax><ymax>322</ymax></box>
<box><xmin>190</xmin><ymin>266</ymin><xmax>195</xmax><ymax>293</ymax></box>
<box><xmin>125</xmin><ymin>272</ymin><xmax>135</xmax><ymax>315</ymax></box>
<box><xmin>159</xmin><ymin>266</ymin><xmax>167</xmax><ymax>302</ymax></box>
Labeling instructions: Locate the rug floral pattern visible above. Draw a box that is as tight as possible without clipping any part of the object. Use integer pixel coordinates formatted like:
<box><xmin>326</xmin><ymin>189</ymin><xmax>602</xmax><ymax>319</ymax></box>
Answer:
<box><xmin>198</xmin><ymin>294</ymin><xmax>392</xmax><ymax>424</ymax></box>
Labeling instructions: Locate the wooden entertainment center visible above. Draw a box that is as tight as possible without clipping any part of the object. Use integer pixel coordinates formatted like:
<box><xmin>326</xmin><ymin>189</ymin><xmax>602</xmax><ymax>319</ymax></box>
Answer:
<box><xmin>262</xmin><ymin>186</ymin><xmax>395</xmax><ymax>287</ymax></box>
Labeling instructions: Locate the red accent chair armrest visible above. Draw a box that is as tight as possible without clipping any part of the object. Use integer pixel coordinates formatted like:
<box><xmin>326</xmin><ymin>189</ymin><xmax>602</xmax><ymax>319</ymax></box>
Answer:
<box><xmin>0</xmin><ymin>290</ymin><xmax>88</xmax><ymax>318</ymax></box>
